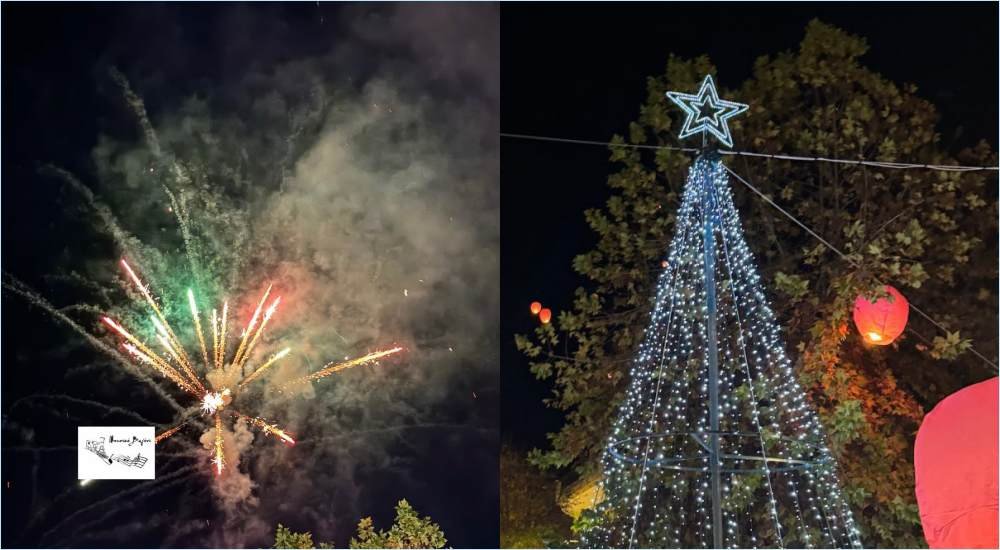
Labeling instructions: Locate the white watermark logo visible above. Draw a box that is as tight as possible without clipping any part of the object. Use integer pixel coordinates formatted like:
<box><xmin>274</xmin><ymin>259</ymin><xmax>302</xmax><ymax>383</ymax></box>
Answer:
<box><xmin>78</xmin><ymin>426</ymin><xmax>155</xmax><ymax>480</ymax></box>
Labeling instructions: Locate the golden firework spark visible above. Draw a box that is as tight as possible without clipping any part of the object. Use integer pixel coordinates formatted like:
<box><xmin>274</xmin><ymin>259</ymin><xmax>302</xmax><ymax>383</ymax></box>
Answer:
<box><xmin>239</xmin><ymin>347</ymin><xmax>291</xmax><ymax>388</ymax></box>
<box><xmin>236</xmin><ymin>296</ymin><xmax>281</xmax><ymax>373</ymax></box>
<box><xmin>102</xmin><ymin>258</ymin><xmax>402</xmax><ymax>475</ymax></box>
<box><xmin>188</xmin><ymin>288</ymin><xmax>211</xmax><ymax>369</ymax></box>
<box><xmin>230</xmin><ymin>285</ymin><xmax>272</xmax><ymax>369</ymax></box>
<box><xmin>232</xmin><ymin>411</ymin><xmax>296</xmax><ymax>445</ymax></box>
<box><xmin>284</xmin><ymin>347</ymin><xmax>403</xmax><ymax>387</ymax></box>
<box><xmin>155</xmin><ymin>423</ymin><xmax>186</xmax><ymax>444</ymax></box>
<box><xmin>107</xmin><ymin>320</ymin><xmax>198</xmax><ymax>396</ymax></box>
<box><xmin>213</xmin><ymin>413</ymin><xmax>225</xmax><ymax>476</ymax></box>
<box><xmin>211</xmin><ymin>308</ymin><xmax>219</xmax><ymax>369</ymax></box>
<box><xmin>219</xmin><ymin>301</ymin><xmax>229</xmax><ymax>369</ymax></box>
<box><xmin>121</xmin><ymin>260</ymin><xmax>203</xmax><ymax>392</ymax></box>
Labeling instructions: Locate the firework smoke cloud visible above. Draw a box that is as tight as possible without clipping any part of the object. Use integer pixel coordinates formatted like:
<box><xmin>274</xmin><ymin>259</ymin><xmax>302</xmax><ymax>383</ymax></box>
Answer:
<box><xmin>3</xmin><ymin>4</ymin><xmax>498</xmax><ymax>548</ymax></box>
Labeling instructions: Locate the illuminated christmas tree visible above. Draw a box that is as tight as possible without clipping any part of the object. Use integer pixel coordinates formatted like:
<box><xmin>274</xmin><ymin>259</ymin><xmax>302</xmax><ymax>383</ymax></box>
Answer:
<box><xmin>582</xmin><ymin>75</ymin><xmax>863</xmax><ymax>549</ymax></box>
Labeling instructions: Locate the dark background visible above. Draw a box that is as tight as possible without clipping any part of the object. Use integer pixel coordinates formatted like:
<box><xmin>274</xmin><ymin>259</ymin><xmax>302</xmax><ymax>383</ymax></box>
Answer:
<box><xmin>500</xmin><ymin>3</ymin><xmax>999</xmax><ymax>450</ymax></box>
<box><xmin>3</xmin><ymin>3</ymin><xmax>498</xmax><ymax>548</ymax></box>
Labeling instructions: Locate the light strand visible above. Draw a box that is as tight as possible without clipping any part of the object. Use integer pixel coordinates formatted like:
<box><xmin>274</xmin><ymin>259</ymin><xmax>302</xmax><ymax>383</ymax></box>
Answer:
<box><xmin>499</xmin><ymin>132</ymin><xmax>1000</xmax><ymax>172</ymax></box>
<box><xmin>709</xmin><ymin>164</ymin><xmax>784</xmax><ymax>545</ymax></box>
<box><xmin>585</xmin><ymin>155</ymin><xmax>864</xmax><ymax>548</ymax></box>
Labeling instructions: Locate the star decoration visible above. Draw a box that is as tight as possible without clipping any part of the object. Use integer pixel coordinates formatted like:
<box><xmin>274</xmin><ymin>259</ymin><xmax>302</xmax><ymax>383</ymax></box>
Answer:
<box><xmin>666</xmin><ymin>74</ymin><xmax>748</xmax><ymax>148</ymax></box>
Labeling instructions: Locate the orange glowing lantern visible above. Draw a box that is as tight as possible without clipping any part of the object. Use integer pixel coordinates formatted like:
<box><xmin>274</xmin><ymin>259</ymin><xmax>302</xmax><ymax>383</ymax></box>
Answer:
<box><xmin>853</xmin><ymin>285</ymin><xmax>909</xmax><ymax>345</ymax></box>
<box><xmin>530</xmin><ymin>301</ymin><xmax>543</xmax><ymax>315</ymax></box>
<box><xmin>539</xmin><ymin>308</ymin><xmax>552</xmax><ymax>324</ymax></box>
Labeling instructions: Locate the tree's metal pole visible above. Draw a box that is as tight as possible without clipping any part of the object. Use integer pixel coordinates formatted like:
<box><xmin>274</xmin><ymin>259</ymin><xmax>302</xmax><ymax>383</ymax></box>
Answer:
<box><xmin>700</xmin><ymin>154</ymin><xmax>724</xmax><ymax>549</ymax></box>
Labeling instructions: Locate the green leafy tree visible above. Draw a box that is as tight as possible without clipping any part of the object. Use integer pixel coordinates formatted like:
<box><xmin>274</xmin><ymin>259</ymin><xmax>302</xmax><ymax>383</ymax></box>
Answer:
<box><xmin>273</xmin><ymin>524</ymin><xmax>328</xmax><ymax>549</ymax></box>
<box><xmin>517</xmin><ymin>20</ymin><xmax>997</xmax><ymax>548</ymax></box>
<box><xmin>349</xmin><ymin>499</ymin><xmax>447</xmax><ymax>549</ymax></box>
<box><xmin>500</xmin><ymin>442</ymin><xmax>573</xmax><ymax>548</ymax></box>
<box><xmin>271</xmin><ymin>500</ymin><xmax>444</xmax><ymax>549</ymax></box>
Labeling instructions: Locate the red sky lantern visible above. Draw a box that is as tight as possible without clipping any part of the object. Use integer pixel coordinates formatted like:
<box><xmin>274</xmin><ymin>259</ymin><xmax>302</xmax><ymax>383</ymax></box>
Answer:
<box><xmin>853</xmin><ymin>285</ymin><xmax>909</xmax><ymax>345</ymax></box>
<box><xmin>914</xmin><ymin>377</ymin><xmax>998</xmax><ymax>548</ymax></box>
<box><xmin>539</xmin><ymin>308</ymin><xmax>552</xmax><ymax>324</ymax></box>
<box><xmin>530</xmin><ymin>301</ymin><xmax>542</xmax><ymax>315</ymax></box>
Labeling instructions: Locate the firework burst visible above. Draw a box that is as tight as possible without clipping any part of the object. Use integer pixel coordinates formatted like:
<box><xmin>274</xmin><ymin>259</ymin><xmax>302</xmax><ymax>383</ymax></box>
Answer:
<box><xmin>103</xmin><ymin>259</ymin><xmax>402</xmax><ymax>475</ymax></box>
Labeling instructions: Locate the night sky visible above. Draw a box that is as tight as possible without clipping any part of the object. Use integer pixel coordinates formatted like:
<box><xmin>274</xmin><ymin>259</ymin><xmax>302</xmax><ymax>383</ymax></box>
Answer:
<box><xmin>4</xmin><ymin>4</ymin><xmax>498</xmax><ymax>548</ymax></box>
<box><xmin>501</xmin><ymin>3</ymin><xmax>998</xmax><ymax>450</ymax></box>
<box><xmin>3</xmin><ymin>2</ymin><xmax>999</xmax><ymax>548</ymax></box>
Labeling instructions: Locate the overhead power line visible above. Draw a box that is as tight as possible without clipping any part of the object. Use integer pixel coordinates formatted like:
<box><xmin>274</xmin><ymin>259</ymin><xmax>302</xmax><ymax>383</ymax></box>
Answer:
<box><xmin>502</xmin><ymin>130</ymin><xmax>999</xmax><ymax>372</ymax></box>
<box><xmin>499</xmin><ymin>132</ymin><xmax>1000</xmax><ymax>172</ymax></box>
<box><xmin>722</xmin><ymin>164</ymin><xmax>998</xmax><ymax>373</ymax></box>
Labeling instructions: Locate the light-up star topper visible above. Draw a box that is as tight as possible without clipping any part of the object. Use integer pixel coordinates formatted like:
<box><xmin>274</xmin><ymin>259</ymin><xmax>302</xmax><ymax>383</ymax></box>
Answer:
<box><xmin>666</xmin><ymin>74</ymin><xmax>748</xmax><ymax>148</ymax></box>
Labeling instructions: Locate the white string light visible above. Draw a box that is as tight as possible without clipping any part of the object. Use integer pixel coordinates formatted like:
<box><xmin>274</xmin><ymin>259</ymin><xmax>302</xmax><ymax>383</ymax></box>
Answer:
<box><xmin>534</xmin><ymin>75</ymin><xmax>993</xmax><ymax>546</ymax></box>
<box><xmin>584</xmin><ymin>155</ymin><xmax>864</xmax><ymax>549</ymax></box>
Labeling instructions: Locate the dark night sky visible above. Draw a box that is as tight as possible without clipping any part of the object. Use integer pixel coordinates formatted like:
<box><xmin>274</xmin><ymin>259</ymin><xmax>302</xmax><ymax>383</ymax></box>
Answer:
<box><xmin>3</xmin><ymin>3</ymin><xmax>498</xmax><ymax>548</ymax></box>
<box><xmin>3</xmin><ymin>2</ymin><xmax>999</xmax><ymax>548</ymax></box>
<box><xmin>500</xmin><ymin>3</ymin><xmax>998</xmax><ymax>450</ymax></box>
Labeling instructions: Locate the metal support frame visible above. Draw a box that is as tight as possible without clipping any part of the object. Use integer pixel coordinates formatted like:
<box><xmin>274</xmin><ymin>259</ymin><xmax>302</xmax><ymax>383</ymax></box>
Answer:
<box><xmin>700</xmin><ymin>152</ymin><xmax>724</xmax><ymax>549</ymax></box>
<box><xmin>608</xmin><ymin>431</ymin><xmax>828</xmax><ymax>472</ymax></box>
